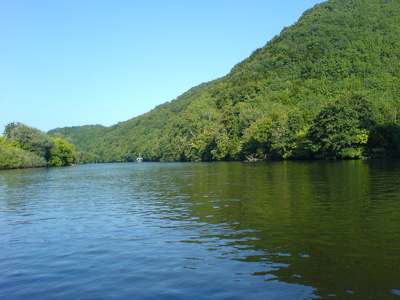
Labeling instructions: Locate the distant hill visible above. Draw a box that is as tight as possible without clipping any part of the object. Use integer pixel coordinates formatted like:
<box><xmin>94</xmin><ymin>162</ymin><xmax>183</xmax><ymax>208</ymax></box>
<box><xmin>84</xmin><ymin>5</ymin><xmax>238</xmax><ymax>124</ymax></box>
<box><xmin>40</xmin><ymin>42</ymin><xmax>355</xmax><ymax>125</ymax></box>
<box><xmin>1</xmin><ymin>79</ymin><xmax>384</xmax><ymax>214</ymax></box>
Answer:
<box><xmin>49</xmin><ymin>0</ymin><xmax>400</xmax><ymax>162</ymax></box>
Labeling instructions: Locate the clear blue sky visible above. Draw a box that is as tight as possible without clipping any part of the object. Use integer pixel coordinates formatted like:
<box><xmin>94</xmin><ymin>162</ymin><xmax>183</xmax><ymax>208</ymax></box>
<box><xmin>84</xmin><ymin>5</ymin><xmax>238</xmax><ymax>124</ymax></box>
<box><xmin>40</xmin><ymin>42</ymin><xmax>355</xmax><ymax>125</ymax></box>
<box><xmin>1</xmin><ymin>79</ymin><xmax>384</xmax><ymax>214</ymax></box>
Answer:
<box><xmin>1</xmin><ymin>0</ymin><xmax>325</xmax><ymax>132</ymax></box>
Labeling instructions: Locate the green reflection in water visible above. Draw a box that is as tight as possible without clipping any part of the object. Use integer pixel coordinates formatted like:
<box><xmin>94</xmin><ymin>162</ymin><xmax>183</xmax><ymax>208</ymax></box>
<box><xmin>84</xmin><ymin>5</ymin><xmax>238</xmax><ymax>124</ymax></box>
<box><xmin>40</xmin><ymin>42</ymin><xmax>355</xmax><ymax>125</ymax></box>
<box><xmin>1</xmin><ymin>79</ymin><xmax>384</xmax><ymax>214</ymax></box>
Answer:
<box><xmin>177</xmin><ymin>160</ymin><xmax>400</xmax><ymax>299</ymax></box>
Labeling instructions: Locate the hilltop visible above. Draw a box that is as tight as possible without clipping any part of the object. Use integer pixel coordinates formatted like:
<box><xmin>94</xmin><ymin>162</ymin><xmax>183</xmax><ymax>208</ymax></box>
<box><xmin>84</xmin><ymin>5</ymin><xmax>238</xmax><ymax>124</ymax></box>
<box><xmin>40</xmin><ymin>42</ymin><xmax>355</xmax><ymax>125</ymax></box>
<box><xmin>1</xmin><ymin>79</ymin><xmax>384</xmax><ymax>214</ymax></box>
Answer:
<box><xmin>49</xmin><ymin>0</ymin><xmax>400</xmax><ymax>162</ymax></box>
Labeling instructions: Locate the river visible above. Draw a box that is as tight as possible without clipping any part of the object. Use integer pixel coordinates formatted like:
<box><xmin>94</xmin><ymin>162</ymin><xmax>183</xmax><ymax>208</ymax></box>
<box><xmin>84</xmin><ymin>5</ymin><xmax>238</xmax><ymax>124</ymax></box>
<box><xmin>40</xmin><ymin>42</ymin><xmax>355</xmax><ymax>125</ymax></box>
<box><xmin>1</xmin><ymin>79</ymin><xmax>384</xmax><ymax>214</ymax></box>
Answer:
<box><xmin>1</xmin><ymin>161</ymin><xmax>399</xmax><ymax>299</ymax></box>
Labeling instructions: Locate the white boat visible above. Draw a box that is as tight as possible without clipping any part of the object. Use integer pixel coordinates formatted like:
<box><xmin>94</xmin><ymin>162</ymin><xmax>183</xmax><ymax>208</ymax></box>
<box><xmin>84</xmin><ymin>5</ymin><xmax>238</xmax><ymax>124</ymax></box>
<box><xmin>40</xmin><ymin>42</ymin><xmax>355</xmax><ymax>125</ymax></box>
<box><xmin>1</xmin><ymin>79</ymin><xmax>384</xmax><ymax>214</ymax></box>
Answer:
<box><xmin>136</xmin><ymin>156</ymin><xmax>143</xmax><ymax>163</ymax></box>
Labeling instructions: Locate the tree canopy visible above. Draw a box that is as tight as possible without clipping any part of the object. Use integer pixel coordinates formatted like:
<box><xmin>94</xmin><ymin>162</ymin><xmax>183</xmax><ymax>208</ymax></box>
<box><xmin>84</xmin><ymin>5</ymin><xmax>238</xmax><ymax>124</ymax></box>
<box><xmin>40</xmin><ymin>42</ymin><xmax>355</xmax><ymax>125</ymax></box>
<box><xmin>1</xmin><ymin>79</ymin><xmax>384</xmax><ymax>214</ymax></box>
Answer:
<box><xmin>0</xmin><ymin>123</ymin><xmax>78</xmax><ymax>169</ymax></box>
<box><xmin>308</xmin><ymin>93</ymin><xmax>375</xmax><ymax>159</ymax></box>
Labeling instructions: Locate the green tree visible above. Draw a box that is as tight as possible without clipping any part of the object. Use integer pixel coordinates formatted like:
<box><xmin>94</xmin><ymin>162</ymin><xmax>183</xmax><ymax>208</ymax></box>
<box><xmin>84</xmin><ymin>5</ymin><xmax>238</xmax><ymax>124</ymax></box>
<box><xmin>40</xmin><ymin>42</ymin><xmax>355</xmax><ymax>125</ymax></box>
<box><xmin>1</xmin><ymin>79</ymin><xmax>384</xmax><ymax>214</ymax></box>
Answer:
<box><xmin>7</xmin><ymin>123</ymin><xmax>53</xmax><ymax>157</ymax></box>
<box><xmin>0</xmin><ymin>146</ymin><xmax>47</xmax><ymax>169</ymax></box>
<box><xmin>4</xmin><ymin>122</ymin><xmax>21</xmax><ymax>137</ymax></box>
<box><xmin>241</xmin><ymin>117</ymin><xmax>273</xmax><ymax>160</ymax></box>
<box><xmin>308</xmin><ymin>94</ymin><xmax>374</xmax><ymax>159</ymax></box>
<box><xmin>367</xmin><ymin>123</ymin><xmax>400</xmax><ymax>158</ymax></box>
<box><xmin>0</xmin><ymin>135</ymin><xmax>47</xmax><ymax>169</ymax></box>
<box><xmin>48</xmin><ymin>137</ymin><xmax>77</xmax><ymax>166</ymax></box>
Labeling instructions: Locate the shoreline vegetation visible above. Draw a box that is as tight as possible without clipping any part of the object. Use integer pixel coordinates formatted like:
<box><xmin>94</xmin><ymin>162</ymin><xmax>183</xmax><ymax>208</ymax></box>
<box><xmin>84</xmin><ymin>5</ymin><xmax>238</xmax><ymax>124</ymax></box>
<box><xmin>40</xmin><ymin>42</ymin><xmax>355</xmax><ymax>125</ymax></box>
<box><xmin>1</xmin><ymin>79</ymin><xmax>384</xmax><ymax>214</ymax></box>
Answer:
<box><xmin>0</xmin><ymin>122</ymin><xmax>77</xmax><ymax>170</ymax></box>
<box><xmin>3</xmin><ymin>0</ymin><xmax>400</xmax><ymax>169</ymax></box>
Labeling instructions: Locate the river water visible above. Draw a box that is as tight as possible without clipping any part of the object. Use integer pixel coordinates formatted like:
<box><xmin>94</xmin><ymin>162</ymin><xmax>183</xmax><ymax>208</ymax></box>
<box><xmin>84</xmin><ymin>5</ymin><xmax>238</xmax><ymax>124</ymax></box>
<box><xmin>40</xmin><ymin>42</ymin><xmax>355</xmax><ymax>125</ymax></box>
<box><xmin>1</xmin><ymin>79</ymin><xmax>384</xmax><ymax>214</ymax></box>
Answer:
<box><xmin>1</xmin><ymin>161</ymin><xmax>399</xmax><ymax>299</ymax></box>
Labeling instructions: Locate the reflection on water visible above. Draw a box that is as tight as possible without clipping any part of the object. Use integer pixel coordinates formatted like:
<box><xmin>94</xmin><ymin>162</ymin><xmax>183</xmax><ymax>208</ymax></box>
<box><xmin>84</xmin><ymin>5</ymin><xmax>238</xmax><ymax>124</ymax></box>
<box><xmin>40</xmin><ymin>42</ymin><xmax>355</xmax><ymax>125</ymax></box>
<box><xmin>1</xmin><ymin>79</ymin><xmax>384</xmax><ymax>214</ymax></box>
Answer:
<box><xmin>0</xmin><ymin>161</ymin><xmax>399</xmax><ymax>299</ymax></box>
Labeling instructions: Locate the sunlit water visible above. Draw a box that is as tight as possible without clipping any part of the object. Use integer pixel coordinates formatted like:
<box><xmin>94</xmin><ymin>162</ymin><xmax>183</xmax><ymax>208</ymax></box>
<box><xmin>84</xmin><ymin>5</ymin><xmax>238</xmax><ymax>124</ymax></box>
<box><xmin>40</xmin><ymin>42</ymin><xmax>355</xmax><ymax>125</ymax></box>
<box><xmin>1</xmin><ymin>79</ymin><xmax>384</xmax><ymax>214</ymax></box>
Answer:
<box><xmin>1</xmin><ymin>161</ymin><xmax>399</xmax><ymax>299</ymax></box>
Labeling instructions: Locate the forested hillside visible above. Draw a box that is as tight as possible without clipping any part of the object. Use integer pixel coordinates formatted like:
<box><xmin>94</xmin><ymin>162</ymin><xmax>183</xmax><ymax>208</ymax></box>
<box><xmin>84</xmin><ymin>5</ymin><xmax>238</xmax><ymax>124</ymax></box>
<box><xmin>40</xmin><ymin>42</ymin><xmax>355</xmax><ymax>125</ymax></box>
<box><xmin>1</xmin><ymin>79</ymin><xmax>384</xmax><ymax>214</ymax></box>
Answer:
<box><xmin>49</xmin><ymin>0</ymin><xmax>400</xmax><ymax>162</ymax></box>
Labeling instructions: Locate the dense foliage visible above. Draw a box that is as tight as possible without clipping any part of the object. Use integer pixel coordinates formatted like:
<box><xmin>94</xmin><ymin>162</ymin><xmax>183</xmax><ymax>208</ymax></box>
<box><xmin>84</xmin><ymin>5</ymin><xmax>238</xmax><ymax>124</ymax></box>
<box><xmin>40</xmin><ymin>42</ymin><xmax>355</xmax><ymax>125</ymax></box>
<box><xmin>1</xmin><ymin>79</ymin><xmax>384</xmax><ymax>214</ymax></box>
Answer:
<box><xmin>0</xmin><ymin>123</ymin><xmax>77</xmax><ymax>169</ymax></box>
<box><xmin>49</xmin><ymin>0</ymin><xmax>400</xmax><ymax>162</ymax></box>
<box><xmin>308</xmin><ymin>94</ymin><xmax>375</xmax><ymax>159</ymax></box>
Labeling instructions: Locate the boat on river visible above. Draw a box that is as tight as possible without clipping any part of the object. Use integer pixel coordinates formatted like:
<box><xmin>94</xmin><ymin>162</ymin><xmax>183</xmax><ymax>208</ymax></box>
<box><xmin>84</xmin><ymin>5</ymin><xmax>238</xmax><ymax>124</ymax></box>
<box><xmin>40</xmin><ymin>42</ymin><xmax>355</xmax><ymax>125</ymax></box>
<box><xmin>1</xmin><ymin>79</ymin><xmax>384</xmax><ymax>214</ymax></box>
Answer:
<box><xmin>136</xmin><ymin>156</ymin><xmax>143</xmax><ymax>163</ymax></box>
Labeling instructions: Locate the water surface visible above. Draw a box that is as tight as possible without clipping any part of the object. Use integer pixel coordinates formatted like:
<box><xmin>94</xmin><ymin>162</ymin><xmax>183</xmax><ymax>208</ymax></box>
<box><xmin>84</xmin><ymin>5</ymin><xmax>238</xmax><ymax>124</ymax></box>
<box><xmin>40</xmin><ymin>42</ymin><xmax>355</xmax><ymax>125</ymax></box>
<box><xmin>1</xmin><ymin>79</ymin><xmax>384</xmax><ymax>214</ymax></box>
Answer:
<box><xmin>1</xmin><ymin>161</ymin><xmax>399</xmax><ymax>299</ymax></box>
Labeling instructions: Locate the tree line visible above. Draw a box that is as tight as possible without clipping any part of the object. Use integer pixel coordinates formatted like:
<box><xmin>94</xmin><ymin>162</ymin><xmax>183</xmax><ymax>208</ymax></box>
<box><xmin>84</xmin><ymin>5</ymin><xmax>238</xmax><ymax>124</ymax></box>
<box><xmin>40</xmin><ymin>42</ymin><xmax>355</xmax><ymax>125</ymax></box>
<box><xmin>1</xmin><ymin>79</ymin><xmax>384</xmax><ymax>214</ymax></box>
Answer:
<box><xmin>0</xmin><ymin>122</ymin><xmax>77</xmax><ymax>169</ymax></box>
